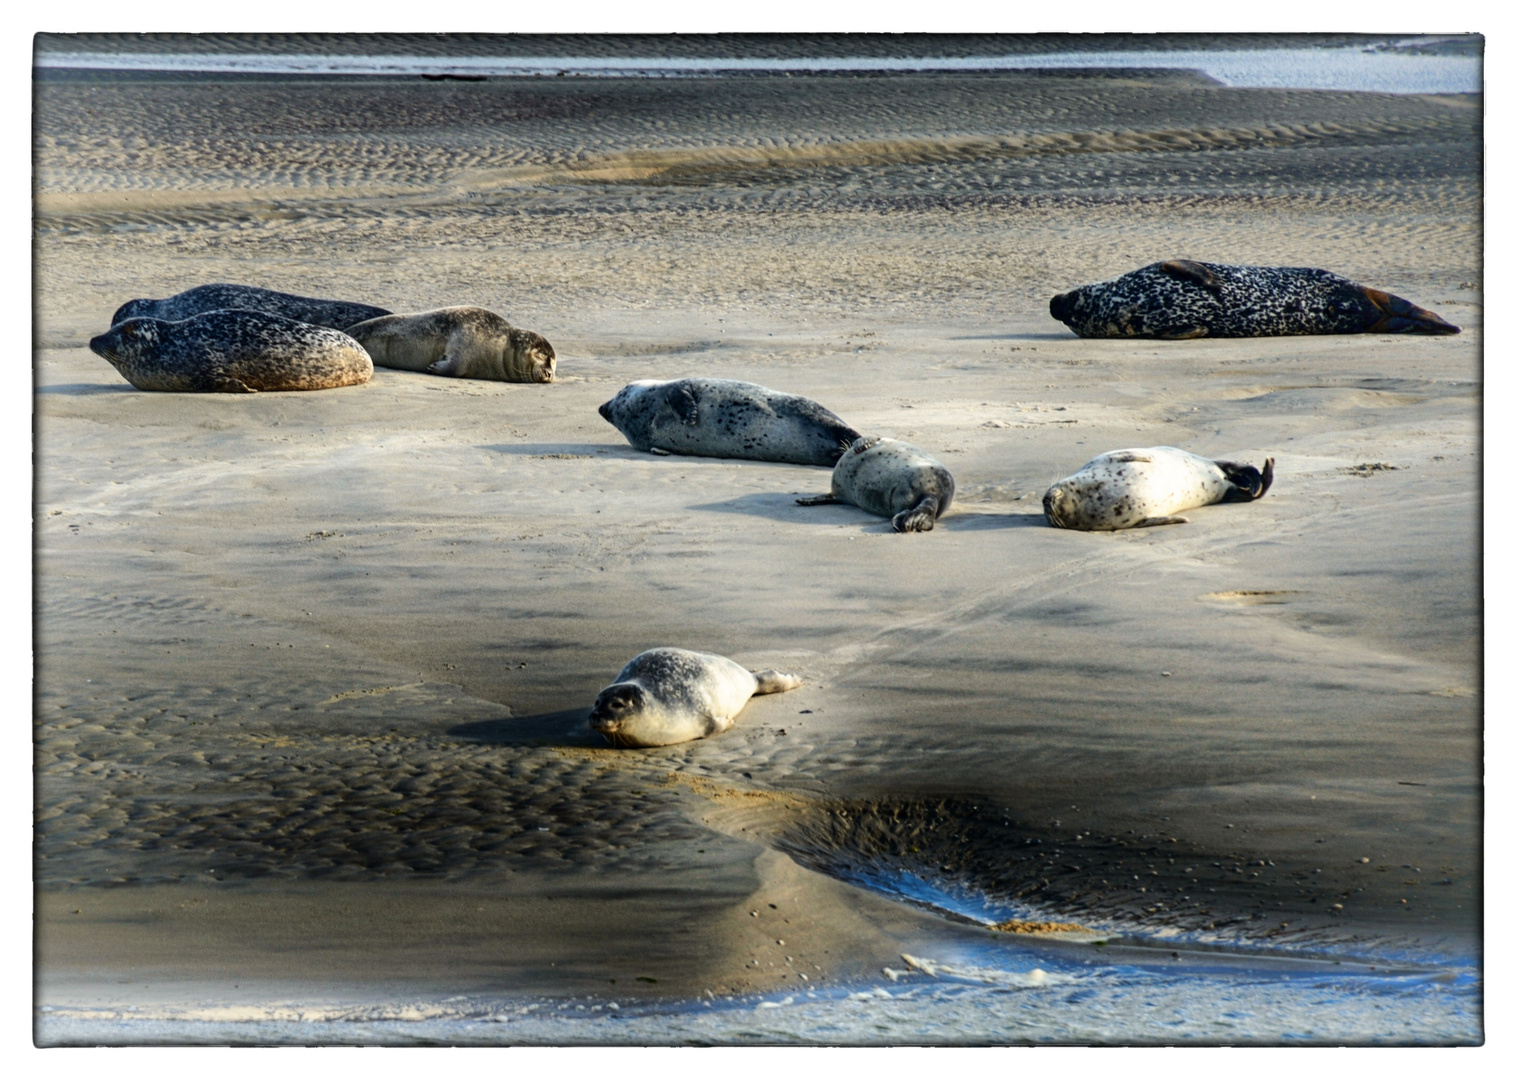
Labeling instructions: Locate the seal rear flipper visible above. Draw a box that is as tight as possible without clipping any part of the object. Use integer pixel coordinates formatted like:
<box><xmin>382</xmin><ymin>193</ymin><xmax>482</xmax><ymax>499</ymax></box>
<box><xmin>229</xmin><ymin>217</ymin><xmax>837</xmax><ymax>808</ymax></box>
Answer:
<box><xmin>1133</xmin><ymin>515</ymin><xmax>1189</xmax><ymax>528</ymax></box>
<box><xmin>891</xmin><ymin>496</ymin><xmax>940</xmax><ymax>533</ymax></box>
<box><xmin>1215</xmin><ymin>456</ymin><xmax>1275</xmax><ymax>501</ymax></box>
<box><xmin>1159</xmin><ymin>260</ymin><xmax>1224</xmax><ymax>293</ymax></box>
<box><xmin>795</xmin><ymin>494</ymin><xmax>842</xmax><ymax>506</ymax></box>
<box><xmin>751</xmin><ymin>670</ymin><xmax>802</xmax><ymax>695</ymax></box>
<box><xmin>1361</xmin><ymin>288</ymin><xmax>1460</xmax><ymax>334</ymax></box>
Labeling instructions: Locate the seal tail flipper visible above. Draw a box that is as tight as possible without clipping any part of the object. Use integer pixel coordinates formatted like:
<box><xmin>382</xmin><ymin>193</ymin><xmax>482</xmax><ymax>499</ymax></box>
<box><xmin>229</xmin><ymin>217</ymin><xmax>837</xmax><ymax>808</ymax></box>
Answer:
<box><xmin>1133</xmin><ymin>515</ymin><xmax>1190</xmax><ymax>528</ymax></box>
<box><xmin>751</xmin><ymin>670</ymin><xmax>802</xmax><ymax>695</ymax></box>
<box><xmin>891</xmin><ymin>496</ymin><xmax>940</xmax><ymax>533</ymax></box>
<box><xmin>1215</xmin><ymin>456</ymin><xmax>1275</xmax><ymax>501</ymax></box>
<box><xmin>796</xmin><ymin>494</ymin><xmax>842</xmax><ymax>506</ymax></box>
<box><xmin>1362</xmin><ymin>288</ymin><xmax>1460</xmax><ymax>334</ymax></box>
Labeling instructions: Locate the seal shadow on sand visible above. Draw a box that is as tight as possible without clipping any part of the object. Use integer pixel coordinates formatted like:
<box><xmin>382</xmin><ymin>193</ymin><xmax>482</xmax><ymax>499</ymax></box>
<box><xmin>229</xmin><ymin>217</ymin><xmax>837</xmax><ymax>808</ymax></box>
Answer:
<box><xmin>448</xmin><ymin>708</ymin><xmax>604</xmax><ymax>749</ymax></box>
<box><xmin>38</xmin><ymin>382</ymin><xmax>140</xmax><ymax>396</ymax></box>
<box><xmin>480</xmin><ymin>442</ymin><xmax>644</xmax><ymax>460</ymax></box>
<box><xmin>693</xmin><ymin>492</ymin><xmax>1046</xmax><ymax>531</ymax></box>
<box><xmin>946</xmin><ymin>331</ymin><xmax>1072</xmax><ymax>342</ymax></box>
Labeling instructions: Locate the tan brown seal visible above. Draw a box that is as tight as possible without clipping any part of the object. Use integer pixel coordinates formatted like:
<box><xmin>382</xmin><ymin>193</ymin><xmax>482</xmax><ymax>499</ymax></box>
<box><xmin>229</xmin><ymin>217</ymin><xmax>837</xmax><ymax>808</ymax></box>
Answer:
<box><xmin>345</xmin><ymin>307</ymin><xmax>556</xmax><ymax>383</ymax></box>
<box><xmin>88</xmin><ymin>310</ymin><xmax>372</xmax><ymax>393</ymax></box>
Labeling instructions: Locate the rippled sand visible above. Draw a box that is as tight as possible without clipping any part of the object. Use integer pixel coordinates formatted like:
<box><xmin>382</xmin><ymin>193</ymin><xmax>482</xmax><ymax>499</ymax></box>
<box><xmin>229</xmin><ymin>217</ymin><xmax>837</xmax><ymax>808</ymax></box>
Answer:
<box><xmin>33</xmin><ymin>68</ymin><xmax>1481</xmax><ymax>1042</ymax></box>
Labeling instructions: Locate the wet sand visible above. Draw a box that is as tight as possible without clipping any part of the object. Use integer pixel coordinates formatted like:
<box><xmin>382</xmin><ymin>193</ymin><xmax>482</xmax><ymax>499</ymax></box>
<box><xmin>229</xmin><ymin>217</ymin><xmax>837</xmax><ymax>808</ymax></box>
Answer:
<box><xmin>33</xmin><ymin>69</ymin><xmax>1481</xmax><ymax>1035</ymax></box>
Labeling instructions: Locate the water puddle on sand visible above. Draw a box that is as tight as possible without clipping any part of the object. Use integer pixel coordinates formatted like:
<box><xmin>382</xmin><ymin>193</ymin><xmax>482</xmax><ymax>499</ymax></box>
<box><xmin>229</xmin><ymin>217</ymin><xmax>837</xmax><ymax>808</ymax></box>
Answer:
<box><xmin>38</xmin><ymin>868</ymin><xmax>1480</xmax><ymax>1045</ymax></box>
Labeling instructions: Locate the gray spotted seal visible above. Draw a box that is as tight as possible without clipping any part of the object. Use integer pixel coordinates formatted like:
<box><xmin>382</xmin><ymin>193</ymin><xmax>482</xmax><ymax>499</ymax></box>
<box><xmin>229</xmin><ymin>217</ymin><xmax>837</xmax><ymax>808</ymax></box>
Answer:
<box><xmin>797</xmin><ymin>435</ymin><xmax>955</xmax><ymax>532</ymax></box>
<box><xmin>344</xmin><ymin>307</ymin><xmax>557</xmax><ymax>383</ymax></box>
<box><xmin>588</xmin><ymin>647</ymin><xmax>802</xmax><ymax>748</ymax></box>
<box><xmin>598</xmin><ymin>378</ymin><xmax>860</xmax><ymax>466</ymax></box>
<box><xmin>88</xmin><ymin>310</ymin><xmax>373</xmax><ymax>393</ymax></box>
<box><xmin>110</xmin><ymin>284</ymin><xmax>391</xmax><ymax>331</ymax></box>
<box><xmin>1049</xmin><ymin>260</ymin><xmax>1459</xmax><ymax>338</ymax></box>
<box><xmin>1043</xmin><ymin>446</ymin><xmax>1274</xmax><ymax>530</ymax></box>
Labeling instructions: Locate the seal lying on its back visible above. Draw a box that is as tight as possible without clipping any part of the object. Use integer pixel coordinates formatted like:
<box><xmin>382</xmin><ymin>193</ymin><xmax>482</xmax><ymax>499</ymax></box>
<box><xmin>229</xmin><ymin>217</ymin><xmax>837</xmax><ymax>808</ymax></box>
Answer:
<box><xmin>598</xmin><ymin>378</ymin><xmax>860</xmax><ymax>466</ymax></box>
<box><xmin>589</xmin><ymin>647</ymin><xmax>802</xmax><ymax>748</ymax></box>
<box><xmin>797</xmin><ymin>435</ymin><xmax>955</xmax><ymax>533</ymax></box>
<box><xmin>111</xmin><ymin>284</ymin><xmax>391</xmax><ymax>331</ymax></box>
<box><xmin>1049</xmin><ymin>260</ymin><xmax>1459</xmax><ymax>338</ymax></box>
<box><xmin>89</xmin><ymin>310</ymin><xmax>373</xmax><ymax>393</ymax></box>
<box><xmin>1043</xmin><ymin>446</ymin><xmax>1273</xmax><ymax>531</ymax></box>
<box><xmin>345</xmin><ymin>307</ymin><xmax>556</xmax><ymax>383</ymax></box>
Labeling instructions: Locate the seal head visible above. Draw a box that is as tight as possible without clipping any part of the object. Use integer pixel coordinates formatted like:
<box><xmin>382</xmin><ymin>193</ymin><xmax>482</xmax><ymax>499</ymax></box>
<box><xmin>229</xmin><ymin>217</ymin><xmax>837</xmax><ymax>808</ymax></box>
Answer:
<box><xmin>1050</xmin><ymin>260</ymin><xmax>1459</xmax><ymax>339</ymax></box>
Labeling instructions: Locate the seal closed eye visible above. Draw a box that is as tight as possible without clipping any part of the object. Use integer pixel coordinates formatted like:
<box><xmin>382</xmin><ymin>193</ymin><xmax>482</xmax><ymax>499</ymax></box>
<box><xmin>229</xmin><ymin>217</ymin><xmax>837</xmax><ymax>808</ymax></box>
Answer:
<box><xmin>1049</xmin><ymin>260</ymin><xmax>1459</xmax><ymax>339</ymax></box>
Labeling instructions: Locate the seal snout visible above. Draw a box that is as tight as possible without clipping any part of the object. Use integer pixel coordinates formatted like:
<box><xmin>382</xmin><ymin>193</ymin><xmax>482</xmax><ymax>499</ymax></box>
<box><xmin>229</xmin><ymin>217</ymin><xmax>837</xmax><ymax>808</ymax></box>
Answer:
<box><xmin>598</xmin><ymin>400</ymin><xmax>613</xmax><ymax>421</ymax></box>
<box><xmin>1049</xmin><ymin>291</ymin><xmax>1075</xmax><ymax>324</ymax></box>
<box><xmin>1043</xmin><ymin>486</ymin><xmax>1070</xmax><ymax>528</ymax></box>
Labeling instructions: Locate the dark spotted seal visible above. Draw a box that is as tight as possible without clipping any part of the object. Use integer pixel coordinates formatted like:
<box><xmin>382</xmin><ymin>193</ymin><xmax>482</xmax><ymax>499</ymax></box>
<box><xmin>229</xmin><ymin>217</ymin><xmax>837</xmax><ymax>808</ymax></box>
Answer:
<box><xmin>89</xmin><ymin>310</ymin><xmax>373</xmax><ymax>393</ymax></box>
<box><xmin>1049</xmin><ymin>260</ymin><xmax>1459</xmax><ymax>338</ymax></box>
<box><xmin>1043</xmin><ymin>446</ymin><xmax>1273</xmax><ymax>530</ymax></box>
<box><xmin>797</xmin><ymin>435</ymin><xmax>955</xmax><ymax>532</ymax></box>
<box><xmin>598</xmin><ymin>378</ymin><xmax>860</xmax><ymax>466</ymax></box>
<box><xmin>589</xmin><ymin>647</ymin><xmax>802</xmax><ymax>748</ymax></box>
<box><xmin>110</xmin><ymin>284</ymin><xmax>391</xmax><ymax>331</ymax></box>
<box><xmin>345</xmin><ymin>307</ymin><xmax>556</xmax><ymax>383</ymax></box>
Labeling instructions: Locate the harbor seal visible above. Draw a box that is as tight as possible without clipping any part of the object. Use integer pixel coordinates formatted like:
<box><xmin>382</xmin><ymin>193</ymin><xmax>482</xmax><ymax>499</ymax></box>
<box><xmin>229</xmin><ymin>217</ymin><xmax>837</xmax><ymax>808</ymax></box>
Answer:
<box><xmin>796</xmin><ymin>435</ymin><xmax>955</xmax><ymax>533</ymax></box>
<box><xmin>588</xmin><ymin>647</ymin><xmax>802</xmax><ymax>748</ymax></box>
<box><xmin>1043</xmin><ymin>446</ymin><xmax>1274</xmax><ymax>531</ymax></box>
<box><xmin>88</xmin><ymin>310</ymin><xmax>373</xmax><ymax>393</ymax></box>
<box><xmin>598</xmin><ymin>378</ymin><xmax>860</xmax><ymax>466</ymax></box>
<box><xmin>344</xmin><ymin>307</ymin><xmax>557</xmax><ymax>383</ymax></box>
<box><xmin>110</xmin><ymin>284</ymin><xmax>391</xmax><ymax>331</ymax></box>
<box><xmin>1049</xmin><ymin>260</ymin><xmax>1460</xmax><ymax>338</ymax></box>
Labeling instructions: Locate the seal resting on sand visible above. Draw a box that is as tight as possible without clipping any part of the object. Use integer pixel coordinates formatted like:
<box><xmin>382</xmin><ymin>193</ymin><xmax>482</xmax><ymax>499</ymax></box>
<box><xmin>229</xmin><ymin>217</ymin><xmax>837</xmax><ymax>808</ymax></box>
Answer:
<box><xmin>598</xmin><ymin>378</ymin><xmax>860</xmax><ymax>466</ymax></box>
<box><xmin>110</xmin><ymin>284</ymin><xmax>390</xmax><ymax>331</ymax></box>
<box><xmin>797</xmin><ymin>435</ymin><xmax>955</xmax><ymax>533</ymax></box>
<box><xmin>89</xmin><ymin>310</ymin><xmax>373</xmax><ymax>393</ymax></box>
<box><xmin>1043</xmin><ymin>446</ymin><xmax>1273</xmax><ymax>530</ymax></box>
<box><xmin>1049</xmin><ymin>260</ymin><xmax>1459</xmax><ymax>338</ymax></box>
<box><xmin>345</xmin><ymin>307</ymin><xmax>557</xmax><ymax>383</ymax></box>
<box><xmin>588</xmin><ymin>647</ymin><xmax>802</xmax><ymax>748</ymax></box>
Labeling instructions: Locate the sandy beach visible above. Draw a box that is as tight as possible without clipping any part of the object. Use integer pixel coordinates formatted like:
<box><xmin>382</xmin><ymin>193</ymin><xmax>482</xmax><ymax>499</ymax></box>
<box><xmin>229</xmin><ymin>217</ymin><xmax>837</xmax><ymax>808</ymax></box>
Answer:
<box><xmin>33</xmin><ymin>56</ymin><xmax>1481</xmax><ymax>1043</ymax></box>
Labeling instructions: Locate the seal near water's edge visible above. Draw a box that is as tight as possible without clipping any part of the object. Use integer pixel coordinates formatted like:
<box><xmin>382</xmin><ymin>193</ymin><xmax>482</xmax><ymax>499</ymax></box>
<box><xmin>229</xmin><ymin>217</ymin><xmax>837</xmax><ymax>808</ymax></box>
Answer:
<box><xmin>797</xmin><ymin>435</ymin><xmax>956</xmax><ymax>533</ymax></box>
<box><xmin>344</xmin><ymin>307</ymin><xmax>557</xmax><ymax>383</ymax></box>
<box><xmin>588</xmin><ymin>647</ymin><xmax>803</xmax><ymax>748</ymax></box>
<box><xmin>110</xmin><ymin>284</ymin><xmax>391</xmax><ymax>331</ymax></box>
<box><xmin>1049</xmin><ymin>260</ymin><xmax>1460</xmax><ymax>339</ymax></box>
<box><xmin>598</xmin><ymin>378</ymin><xmax>860</xmax><ymax>466</ymax></box>
<box><xmin>1043</xmin><ymin>446</ymin><xmax>1273</xmax><ymax>531</ymax></box>
<box><xmin>88</xmin><ymin>310</ymin><xmax>373</xmax><ymax>393</ymax></box>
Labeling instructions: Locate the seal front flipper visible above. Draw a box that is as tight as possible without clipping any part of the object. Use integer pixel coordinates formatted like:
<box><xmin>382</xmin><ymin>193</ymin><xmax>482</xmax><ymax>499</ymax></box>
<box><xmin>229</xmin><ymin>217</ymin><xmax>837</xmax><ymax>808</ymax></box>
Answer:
<box><xmin>1215</xmin><ymin>456</ymin><xmax>1275</xmax><ymax>501</ymax></box>
<box><xmin>1159</xmin><ymin>260</ymin><xmax>1224</xmax><ymax>293</ymax></box>
<box><xmin>796</xmin><ymin>494</ymin><xmax>842</xmax><ymax>506</ymax></box>
<box><xmin>671</xmin><ymin>385</ymin><xmax>700</xmax><ymax>426</ymax></box>
<box><xmin>1361</xmin><ymin>288</ymin><xmax>1460</xmax><ymax>334</ymax></box>
<box><xmin>750</xmin><ymin>669</ymin><xmax>802</xmax><ymax>694</ymax></box>
<box><xmin>891</xmin><ymin>495</ymin><xmax>941</xmax><ymax>533</ymax></box>
<box><xmin>1132</xmin><ymin>515</ymin><xmax>1190</xmax><ymax>527</ymax></box>
<box><xmin>427</xmin><ymin>354</ymin><xmax>463</xmax><ymax>377</ymax></box>
<box><xmin>204</xmin><ymin>376</ymin><xmax>256</xmax><ymax>393</ymax></box>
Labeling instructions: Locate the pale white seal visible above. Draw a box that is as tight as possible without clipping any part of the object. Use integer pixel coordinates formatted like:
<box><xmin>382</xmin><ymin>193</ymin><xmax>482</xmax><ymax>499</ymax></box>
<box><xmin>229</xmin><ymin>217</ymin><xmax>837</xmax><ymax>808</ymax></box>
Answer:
<box><xmin>797</xmin><ymin>435</ymin><xmax>955</xmax><ymax>532</ymax></box>
<box><xmin>588</xmin><ymin>647</ymin><xmax>802</xmax><ymax>749</ymax></box>
<box><xmin>1043</xmin><ymin>446</ymin><xmax>1274</xmax><ymax>530</ymax></box>
<box><xmin>345</xmin><ymin>306</ymin><xmax>556</xmax><ymax>383</ymax></box>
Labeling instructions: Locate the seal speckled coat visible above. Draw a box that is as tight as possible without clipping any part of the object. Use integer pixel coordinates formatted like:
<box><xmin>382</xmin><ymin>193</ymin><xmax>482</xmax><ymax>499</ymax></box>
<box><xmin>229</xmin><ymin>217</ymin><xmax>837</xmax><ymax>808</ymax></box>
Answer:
<box><xmin>111</xmin><ymin>283</ymin><xmax>390</xmax><ymax>331</ymax></box>
<box><xmin>589</xmin><ymin>647</ymin><xmax>802</xmax><ymax>748</ymax></box>
<box><xmin>1043</xmin><ymin>446</ymin><xmax>1273</xmax><ymax>530</ymax></box>
<box><xmin>89</xmin><ymin>310</ymin><xmax>373</xmax><ymax>393</ymax></box>
<box><xmin>599</xmin><ymin>378</ymin><xmax>860</xmax><ymax>466</ymax></box>
<box><xmin>1050</xmin><ymin>260</ymin><xmax>1459</xmax><ymax>339</ymax></box>
<box><xmin>798</xmin><ymin>435</ymin><xmax>955</xmax><ymax>533</ymax></box>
